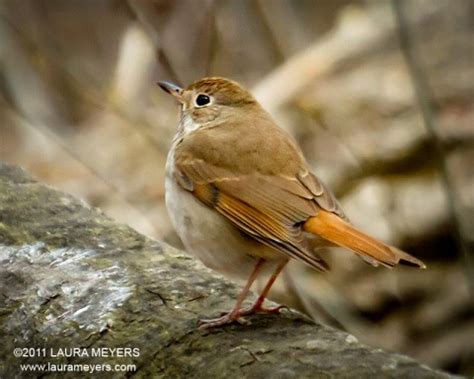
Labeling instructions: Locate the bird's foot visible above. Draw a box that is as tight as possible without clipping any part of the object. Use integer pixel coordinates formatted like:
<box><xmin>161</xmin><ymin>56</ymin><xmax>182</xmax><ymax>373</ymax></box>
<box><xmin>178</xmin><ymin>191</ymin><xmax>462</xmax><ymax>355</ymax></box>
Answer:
<box><xmin>240</xmin><ymin>303</ymin><xmax>288</xmax><ymax>316</ymax></box>
<box><xmin>198</xmin><ymin>309</ymin><xmax>249</xmax><ymax>330</ymax></box>
<box><xmin>199</xmin><ymin>303</ymin><xmax>288</xmax><ymax>330</ymax></box>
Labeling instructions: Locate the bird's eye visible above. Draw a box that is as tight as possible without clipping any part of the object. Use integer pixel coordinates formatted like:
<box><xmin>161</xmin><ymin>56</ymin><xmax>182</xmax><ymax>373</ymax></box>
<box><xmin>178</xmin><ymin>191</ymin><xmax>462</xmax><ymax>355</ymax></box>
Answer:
<box><xmin>195</xmin><ymin>94</ymin><xmax>211</xmax><ymax>107</ymax></box>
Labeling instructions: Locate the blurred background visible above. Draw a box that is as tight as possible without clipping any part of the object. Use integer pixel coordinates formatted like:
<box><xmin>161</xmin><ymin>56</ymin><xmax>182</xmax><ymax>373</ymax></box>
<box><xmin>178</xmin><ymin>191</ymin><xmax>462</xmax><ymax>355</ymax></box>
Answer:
<box><xmin>0</xmin><ymin>0</ymin><xmax>473</xmax><ymax>375</ymax></box>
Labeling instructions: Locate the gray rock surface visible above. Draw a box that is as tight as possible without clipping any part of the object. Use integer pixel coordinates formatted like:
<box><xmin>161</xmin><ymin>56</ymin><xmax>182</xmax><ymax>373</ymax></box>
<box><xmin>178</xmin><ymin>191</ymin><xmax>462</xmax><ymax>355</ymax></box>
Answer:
<box><xmin>0</xmin><ymin>163</ymin><xmax>456</xmax><ymax>378</ymax></box>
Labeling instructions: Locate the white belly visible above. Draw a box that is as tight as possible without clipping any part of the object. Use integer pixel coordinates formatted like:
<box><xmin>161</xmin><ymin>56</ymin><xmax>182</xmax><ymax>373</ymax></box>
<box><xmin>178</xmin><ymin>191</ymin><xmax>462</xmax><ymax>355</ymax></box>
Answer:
<box><xmin>165</xmin><ymin>166</ymin><xmax>283</xmax><ymax>283</ymax></box>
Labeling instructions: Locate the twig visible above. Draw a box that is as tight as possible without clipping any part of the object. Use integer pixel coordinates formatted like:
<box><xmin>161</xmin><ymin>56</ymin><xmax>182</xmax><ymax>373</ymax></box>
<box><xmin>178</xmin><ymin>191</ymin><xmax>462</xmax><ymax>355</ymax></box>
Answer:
<box><xmin>252</xmin><ymin>0</ymin><xmax>286</xmax><ymax>63</ymax></box>
<box><xmin>0</xmin><ymin>16</ymin><xmax>160</xmax><ymax>236</ymax></box>
<box><xmin>127</xmin><ymin>0</ymin><xmax>183</xmax><ymax>86</ymax></box>
<box><xmin>392</xmin><ymin>0</ymin><xmax>474</xmax><ymax>301</ymax></box>
<box><xmin>252</xmin><ymin>4</ymin><xmax>444</xmax><ymax>113</ymax></box>
<box><xmin>203</xmin><ymin>0</ymin><xmax>218</xmax><ymax>77</ymax></box>
<box><xmin>17</xmin><ymin>116</ymin><xmax>159</xmax><ymax>237</ymax></box>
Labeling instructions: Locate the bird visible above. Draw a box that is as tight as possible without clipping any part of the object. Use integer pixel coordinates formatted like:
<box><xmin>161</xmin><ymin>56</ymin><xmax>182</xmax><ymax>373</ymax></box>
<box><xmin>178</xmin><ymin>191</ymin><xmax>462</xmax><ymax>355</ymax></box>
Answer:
<box><xmin>159</xmin><ymin>77</ymin><xmax>425</xmax><ymax>329</ymax></box>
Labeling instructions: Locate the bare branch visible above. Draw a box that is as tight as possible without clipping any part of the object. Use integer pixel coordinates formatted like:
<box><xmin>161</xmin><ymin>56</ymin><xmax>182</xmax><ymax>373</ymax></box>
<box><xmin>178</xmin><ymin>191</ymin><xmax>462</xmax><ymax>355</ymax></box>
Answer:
<box><xmin>252</xmin><ymin>4</ymin><xmax>445</xmax><ymax>113</ymax></box>
<box><xmin>392</xmin><ymin>0</ymin><xmax>474</xmax><ymax>301</ymax></box>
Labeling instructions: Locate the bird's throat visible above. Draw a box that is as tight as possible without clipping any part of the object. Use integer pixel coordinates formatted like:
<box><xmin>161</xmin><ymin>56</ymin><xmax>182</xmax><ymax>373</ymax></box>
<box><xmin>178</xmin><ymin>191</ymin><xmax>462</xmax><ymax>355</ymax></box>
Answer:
<box><xmin>179</xmin><ymin>114</ymin><xmax>201</xmax><ymax>135</ymax></box>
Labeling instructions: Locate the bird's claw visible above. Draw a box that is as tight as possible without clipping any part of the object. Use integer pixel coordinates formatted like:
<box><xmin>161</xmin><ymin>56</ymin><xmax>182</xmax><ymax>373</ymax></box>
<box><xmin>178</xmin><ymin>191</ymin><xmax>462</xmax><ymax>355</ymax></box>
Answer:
<box><xmin>199</xmin><ymin>303</ymin><xmax>288</xmax><ymax>330</ymax></box>
<box><xmin>198</xmin><ymin>310</ymin><xmax>250</xmax><ymax>330</ymax></box>
<box><xmin>240</xmin><ymin>304</ymin><xmax>288</xmax><ymax>316</ymax></box>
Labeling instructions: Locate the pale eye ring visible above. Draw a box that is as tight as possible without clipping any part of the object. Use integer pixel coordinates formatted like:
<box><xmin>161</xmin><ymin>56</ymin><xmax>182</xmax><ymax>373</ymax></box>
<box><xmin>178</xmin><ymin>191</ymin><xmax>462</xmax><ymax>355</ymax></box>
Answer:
<box><xmin>195</xmin><ymin>94</ymin><xmax>211</xmax><ymax>107</ymax></box>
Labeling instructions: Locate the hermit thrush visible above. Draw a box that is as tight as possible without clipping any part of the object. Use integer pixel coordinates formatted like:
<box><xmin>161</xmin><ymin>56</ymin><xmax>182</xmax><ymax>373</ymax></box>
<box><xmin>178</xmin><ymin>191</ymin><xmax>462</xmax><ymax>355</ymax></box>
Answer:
<box><xmin>159</xmin><ymin>77</ymin><xmax>425</xmax><ymax>329</ymax></box>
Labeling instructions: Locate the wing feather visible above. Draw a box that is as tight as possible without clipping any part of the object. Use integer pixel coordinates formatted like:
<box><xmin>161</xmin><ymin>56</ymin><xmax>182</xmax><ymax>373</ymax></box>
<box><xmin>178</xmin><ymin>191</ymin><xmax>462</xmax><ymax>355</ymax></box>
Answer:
<box><xmin>175</xmin><ymin>157</ymin><xmax>332</xmax><ymax>272</ymax></box>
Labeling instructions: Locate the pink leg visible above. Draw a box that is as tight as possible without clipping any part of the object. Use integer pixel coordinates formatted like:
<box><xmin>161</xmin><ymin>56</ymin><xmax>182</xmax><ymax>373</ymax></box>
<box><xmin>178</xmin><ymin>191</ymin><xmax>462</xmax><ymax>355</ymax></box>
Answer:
<box><xmin>199</xmin><ymin>258</ymin><xmax>265</xmax><ymax>329</ymax></box>
<box><xmin>241</xmin><ymin>261</ymin><xmax>288</xmax><ymax>316</ymax></box>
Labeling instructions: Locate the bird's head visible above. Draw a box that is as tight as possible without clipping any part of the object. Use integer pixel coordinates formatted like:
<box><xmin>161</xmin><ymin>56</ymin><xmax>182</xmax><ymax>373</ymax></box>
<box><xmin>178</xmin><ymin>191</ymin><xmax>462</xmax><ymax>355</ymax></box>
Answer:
<box><xmin>158</xmin><ymin>77</ymin><xmax>258</xmax><ymax>126</ymax></box>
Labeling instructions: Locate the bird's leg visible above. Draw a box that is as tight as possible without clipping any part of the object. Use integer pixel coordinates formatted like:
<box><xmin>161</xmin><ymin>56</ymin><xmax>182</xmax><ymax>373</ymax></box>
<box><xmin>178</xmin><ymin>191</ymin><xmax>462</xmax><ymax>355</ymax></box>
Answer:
<box><xmin>199</xmin><ymin>258</ymin><xmax>265</xmax><ymax>329</ymax></box>
<box><xmin>241</xmin><ymin>261</ymin><xmax>288</xmax><ymax>316</ymax></box>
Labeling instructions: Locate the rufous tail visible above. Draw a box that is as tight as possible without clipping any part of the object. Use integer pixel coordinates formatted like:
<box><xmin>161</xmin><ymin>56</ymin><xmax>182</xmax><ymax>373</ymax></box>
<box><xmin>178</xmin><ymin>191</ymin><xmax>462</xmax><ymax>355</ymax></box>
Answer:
<box><xmin>303</xmin><ymin>210</ymin><xmax>426</xmax><ymax>268</ymax></box>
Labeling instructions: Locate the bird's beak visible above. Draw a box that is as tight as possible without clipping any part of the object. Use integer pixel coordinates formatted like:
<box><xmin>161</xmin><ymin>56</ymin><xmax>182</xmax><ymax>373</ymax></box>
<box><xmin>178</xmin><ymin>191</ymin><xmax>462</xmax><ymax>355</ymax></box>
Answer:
<box><xmin>158</xmin><ymin>81</ymin><xmax>183</xmax><ymax>103</ymax></box>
